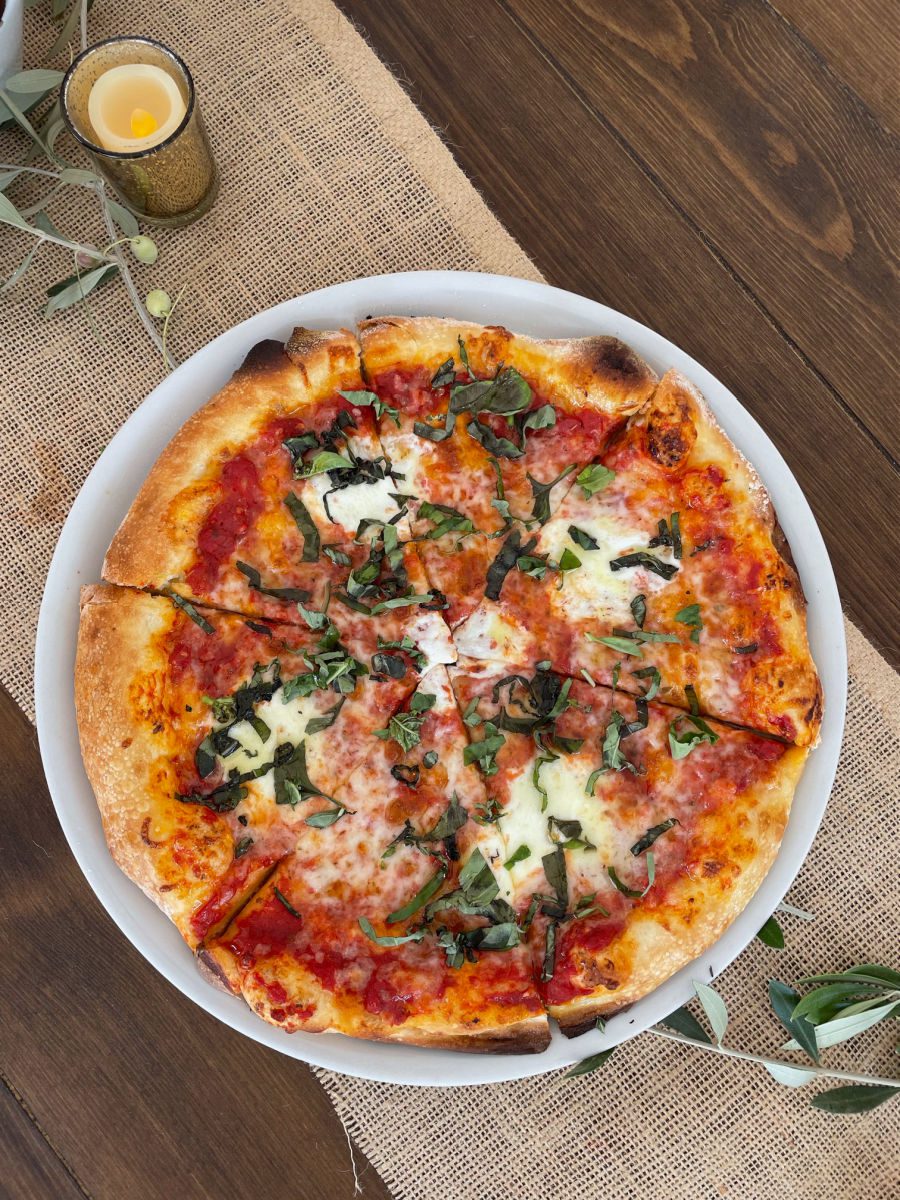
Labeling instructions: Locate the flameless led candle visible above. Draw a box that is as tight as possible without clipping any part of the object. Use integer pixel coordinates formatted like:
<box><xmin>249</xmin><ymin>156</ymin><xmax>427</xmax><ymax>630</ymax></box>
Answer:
<box><xmin>61</xmin><ymin>37</ymin><xmax>218</xmax><ymax>228</ymax></box>
<box><xmin>87</xmin><ymin>62</ymin><xmax>187</xmax><ymax>153</ymax></box>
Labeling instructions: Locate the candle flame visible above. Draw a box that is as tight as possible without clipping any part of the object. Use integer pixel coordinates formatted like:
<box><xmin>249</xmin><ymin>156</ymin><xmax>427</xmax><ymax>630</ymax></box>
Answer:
<box><xmin>130</xmin><ymin>108</ymin><xmax>159</xmax><ymax>139</ymax></box>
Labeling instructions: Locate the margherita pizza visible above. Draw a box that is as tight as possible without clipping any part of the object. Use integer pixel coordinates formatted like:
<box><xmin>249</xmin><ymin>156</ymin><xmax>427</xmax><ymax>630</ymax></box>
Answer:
<box><xmin>75</xmin><ymin>316</ymin><xmax>822</xmax><ymax>1055</ymax></box>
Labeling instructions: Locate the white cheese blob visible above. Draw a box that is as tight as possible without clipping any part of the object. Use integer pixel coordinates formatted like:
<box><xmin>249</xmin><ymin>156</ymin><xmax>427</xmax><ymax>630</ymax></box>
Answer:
<box><xmin>539</xmin><ymin>510</ymin><xmax>677</xmax><ymax>626</ymax></box>
<box><xmin>305</xmin><ymin>472</ymin><xmax>401</xmax><ymax>535</ymax></box>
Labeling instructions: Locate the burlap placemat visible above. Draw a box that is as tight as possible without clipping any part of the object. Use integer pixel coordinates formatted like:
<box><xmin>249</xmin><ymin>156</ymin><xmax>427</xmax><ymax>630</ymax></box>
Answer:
<box><xmin>317</xmin><ymin>619</ymin><xmax>899</xmax><ymax>1200</ymax></box>
<box><xmin>0</xmin><ymin>0</ymin><xmax>539</xmax><ymax>718</ymax></box>
<box><xmin>3</xmin><ymin>4</ymin><xmax>896</xmax><ymax>1197</ymax></box>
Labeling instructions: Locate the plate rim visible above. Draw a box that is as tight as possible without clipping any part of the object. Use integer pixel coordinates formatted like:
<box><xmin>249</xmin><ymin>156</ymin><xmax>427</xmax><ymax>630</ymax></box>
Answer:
<box><xmin>35</xmin><ymin>269</ymin><xmax>847</xmax><ymax>1086</ymax></box>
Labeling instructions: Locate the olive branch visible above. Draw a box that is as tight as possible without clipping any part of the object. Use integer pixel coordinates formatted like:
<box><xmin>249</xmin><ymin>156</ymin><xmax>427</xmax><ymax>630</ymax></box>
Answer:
<box><xmin>566</xmin><ymin>909</ymin><xmax>899</xmax><ymax>1115</ymax></box>
<box><xmin>1</xmin><ymin>2</ymin><xmax>182</xmax><ymax>369</ymax></box>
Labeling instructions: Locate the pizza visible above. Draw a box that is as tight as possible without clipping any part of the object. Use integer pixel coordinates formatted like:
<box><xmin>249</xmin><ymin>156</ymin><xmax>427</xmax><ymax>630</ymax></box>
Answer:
<box><xmin>75</xmin><ymin>316</ymin><xmax>822</xmax><ymax>1055</ymax></box>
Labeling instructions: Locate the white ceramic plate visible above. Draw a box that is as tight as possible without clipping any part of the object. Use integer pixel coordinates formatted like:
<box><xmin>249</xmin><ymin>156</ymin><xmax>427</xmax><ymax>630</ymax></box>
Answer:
<box><xmin>35</xmin><ymin>271</ymin><xmax>846</xmax><ymax>1086</ymax></box>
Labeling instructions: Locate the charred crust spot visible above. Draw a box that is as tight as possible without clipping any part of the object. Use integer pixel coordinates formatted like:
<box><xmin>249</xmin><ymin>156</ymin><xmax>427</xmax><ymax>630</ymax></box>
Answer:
<box><xmin>805</xmin><ymin>689</ymin><xmax>824</xmax><ymax>726</ymax></box>
<box><xmin>120</xmin><ymin>737</ymin><xmax>132</xmax><ymax>749</ymax></box>
<box><xmin>561</xmin><ymin>1002</ymin><xmax>633</xmax><ymax>1039</ymax></box>
<box><xmin>151</xmin><ymin>723</ymin><xmax>163</xmax><ymax>735</ymax></box>
<box><xmin>240</xmin><ymin>338</ymin><xmax>290</xmax><ymax>376</ymax></box>
<box><xmin>648</xmin><ymin>424</ymin><xmax>691</xmax><ymax>467</ymax></box>
<box><xmin>646</xmin><ymin>395</ymin><xmax>697</xmax><ymax>468</ymax></box>
<box><xmin>195</xmin><ymin>949</ymin><xmax>237</xmax><ymax>994</ymax></box>
<box><xmin>591</xmin><ymin>337</ymin><xmax>649</xmax><ymax>385</ymax></box>
<box><xmin>703</xmin><ymin>860</ymin><xmax>723</xmax><ymax>876</ymax></box>
<box><xmin>140</xmin><ymin>816</ymin><xmax>164</xmax><ymax>848</ymax></box>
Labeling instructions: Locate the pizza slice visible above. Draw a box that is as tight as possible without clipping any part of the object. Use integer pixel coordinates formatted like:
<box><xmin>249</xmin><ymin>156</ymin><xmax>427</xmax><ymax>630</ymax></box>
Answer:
<box><xmin>455</xmin><ymin>370</ymin><xmax>822</xmax><ymax>746</ymax></box>
<box><xmin>75</xmin><ymin>585</ymin><xmax>421</xmax><ymax>947</ymax></box>
<box><xmin>448</xmin><ymin>658</ymin><xmax>807</xmax><ymax>1034</ymax></box>
<box><xmin>103</xmin><ymin>329</ymin><xmax>454</xmax><ymax>668</ymax></box>
<box><xmin>202</xmin><ymin>666</ymin><xmax>550</xmax><ymax>1052</ymax></box>
<box><xmin>359</xmin><ymin>316</ymin><xmax>657</xmax><ymax>626</ymax></box>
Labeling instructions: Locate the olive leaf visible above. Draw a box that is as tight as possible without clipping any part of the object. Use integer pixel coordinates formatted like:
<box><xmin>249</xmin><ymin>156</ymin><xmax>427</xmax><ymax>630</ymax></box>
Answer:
<box><xmin>44</xmin><ymin>263</ymin><xmax>119</xmax><ymax>317</ymax></box>
<box><xmin>693</xmin><ymin>980</ymin><xmax>728</xmax><ymax>1045</ymax></box>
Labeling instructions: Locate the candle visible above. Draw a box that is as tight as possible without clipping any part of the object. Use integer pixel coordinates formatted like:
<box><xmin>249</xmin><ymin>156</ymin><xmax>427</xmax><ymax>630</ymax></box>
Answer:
<box><xmin>87</xmin><ymin>62</ymin><xmax>187</xmax><ymax>153</ymax></box>
<box><xmin>62</xmin><ymin>37</ymin><xmax>218</xmax><ymax>227</ymax></box>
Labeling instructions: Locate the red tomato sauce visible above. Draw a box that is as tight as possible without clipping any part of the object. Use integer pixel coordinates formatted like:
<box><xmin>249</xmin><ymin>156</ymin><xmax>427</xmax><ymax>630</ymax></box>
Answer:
<box><xmin>541</xmin><ymin>917</ymin><xmax>626</xmax><ymax>1006</ymax></box>
<box><xmin>227</xmin><ymin>893</ymin><xmax>305</xmax><ymax>961</ymax></box>
<box><xmin>191</xmin><ymin>857</ymin><xmax>260</xmax><ymax>941</ymax></box>
<box><xmin>372</xmin><ymin>367</ymin><xmax>442</xmax><ymax>416</ymax></box>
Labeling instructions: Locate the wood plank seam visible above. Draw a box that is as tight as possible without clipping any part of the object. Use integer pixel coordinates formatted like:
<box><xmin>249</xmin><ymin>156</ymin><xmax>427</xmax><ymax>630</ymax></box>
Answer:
<box><xmin>494</xmin><ymin>0</ymin><xmax>900</xmax><ymax>476</ymax></box>
<box><xmin>1</xmin><ymin>1071</ymin><xmax>95</xmax><ymax>1200</ymax></box>
<box><xmin>762</xmin><ymin>0</ymin><xmax>900</xmax><ymax>137</ymax></box>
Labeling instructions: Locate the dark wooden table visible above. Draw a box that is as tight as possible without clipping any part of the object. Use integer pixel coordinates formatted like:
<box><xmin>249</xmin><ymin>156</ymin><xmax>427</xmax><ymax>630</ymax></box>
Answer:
<box><xmin>3</xmin><ymin>3</ymin><xmax>897</xmax><ymax>1197</ymax></box>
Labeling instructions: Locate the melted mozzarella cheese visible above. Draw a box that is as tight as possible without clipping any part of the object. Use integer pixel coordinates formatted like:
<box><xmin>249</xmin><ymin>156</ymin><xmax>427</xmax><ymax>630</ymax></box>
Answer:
<box><xmin>539</xmin><ymin>510</ymin><xmax>677</xmax><ymax>625</ymax></box>
<box><xmin>408</xmin><ymin>608</ymin><xmax>457</xmax><ymax>668</ymax></box>
<box><xmin>304</xmin><ymin>472</ymin><xmax>401</xmax><ymax>535</ymax></box>
<box><xmin>382</xmin><ymin>429</ymin><xmax>425</xmax><ymax>484</ymax></box>
<box><xmin>453</xmin><ymin>604</ymin><xmax>525</xmax><ymax>662</ymax></box>
<box><xmin>216</xmin><ymin>689</ymin><xmax>336</xmax><ymax>794</ymax></box>
<box><xmin>498</xmin><ymin>753</ymin><xmax>639</xmax><ymax>898</ymax></box>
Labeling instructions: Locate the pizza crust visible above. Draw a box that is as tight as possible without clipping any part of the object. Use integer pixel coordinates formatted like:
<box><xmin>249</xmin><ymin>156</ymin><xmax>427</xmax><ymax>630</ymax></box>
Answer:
<box><xmin>75</xmin><ymin>584</ymin><xmax>236</xmax><ymax>945</ymax></box>
<box><xmin>103</xmin><ymin>328</ymin><xmax>361</xmax><ymax>592</ymax></box>
<box><xmin>359</xmin><ymin>315</ymin><xmax>658</xmax><ymax>414</ymax></box>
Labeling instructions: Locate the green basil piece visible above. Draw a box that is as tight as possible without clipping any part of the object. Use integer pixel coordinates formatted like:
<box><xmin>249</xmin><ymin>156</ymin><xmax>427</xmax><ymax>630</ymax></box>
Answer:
<box><xmin>386</xmin><ymin>866</ymin><xmax>448</xmax><ymax>924</ymax></box>
<box><xmin>284</xmin><ymin>492</ymin><xmax>320</xmax><ymax>561</ymax></box>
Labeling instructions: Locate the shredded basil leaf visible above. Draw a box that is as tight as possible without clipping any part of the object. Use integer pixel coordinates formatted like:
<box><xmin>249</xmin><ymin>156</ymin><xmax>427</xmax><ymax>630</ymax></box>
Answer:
<box><xmin>504</xmin><ymin>844</ymin><xmax>531</xmax><ymax>869</ymax></box>
<box><xmin>358</xmin><ymin>916</ymin><xmax>425</xmax><ymax>946</ymax></box>
<box><xmin>386</xmin><ymin>866</ymin><xmax>448</xmax><ymax>924</ymax></box>
<box><xmin>463</xmin><ymin>721</ymin><xmax>506</xmax><ymax>776</ymax></box>
<box><xmin>528</xmin><ymin>465</ymin><xmax>575</xmax><ymax>524</ymax></box>
<box><xmin>630</xmin><ymin>818</ymin><xmax>679</xmax><ymax>856</ymax></box>
<box><xmin>284</xmin><ymin>492</ymin><xmax>320</xmax><ymax>561</ymax></box>
<box><xmin>575</xmin><ymin>463</ymin><xmax>615</xmax><ymax>498</ymax></box>
<box><xmin>588</xmin><ymin>633</ymin><xmax>643</xmax><ymax>657</ymax></box>
<box><xmin>339</xmin><ymin>388</ymin><xmax>399</xmax><ymax>426</ymax></box>
<box><xmin>166</xmin><ymin>589</ymin><xmax>214</xmax><ymax>634</ymax></box>
<box><xmin>668</xmin><ymin>713</ymin><xmax>720</xmax><ymax>759</ymax></box>
<box><xmin>235</xmin><ymin>561</ymin><xmax>312</xmax><ymax>603</ymax></box>
<box><xmin>274</xmin><ymin>886</ymin><xmax>301</xmax><ymax>918</ymax></box>
<box><xmin>486</xmin><ymin>529</ymin><xmax>536</xmax><ymax>600</ymax></box>
<box><xmin>568</xmin><ymin>525</ymin><xmax>599</xmax><ymax>551</ymax></box>
<box><xmin>675</xmin><ymin>602</ymin><xmax>703</xmax><ymax>643</ymax></box>
<box><xmin>430</xmin><ymin>357</ymin><xmax>456</xmax><ymax>389</ymax></box>
<box><xmin>305</xmin><ymin>697</ymin><xmax>345</xmax><ymax>735</ymax></box>
<box><xmin>609</xmin><ymin>551</ymin><xmax>678</xmax><ymax>580</ymax></box>
<box><xmin>632</xmin><ymin>665</ymin><xmax>662</xmax><ymax>700</ymax></box>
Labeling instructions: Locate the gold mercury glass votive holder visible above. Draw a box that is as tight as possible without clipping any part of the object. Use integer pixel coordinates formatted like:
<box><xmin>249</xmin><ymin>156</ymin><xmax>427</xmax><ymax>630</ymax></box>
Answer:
<box><xmin>60</xmin><ymin>36</ymin><xmax>219</xmax><ymax>228</ymax></box>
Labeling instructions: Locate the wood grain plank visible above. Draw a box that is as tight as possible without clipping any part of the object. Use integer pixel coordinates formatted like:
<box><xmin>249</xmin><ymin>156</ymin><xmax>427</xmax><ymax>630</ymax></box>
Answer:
<box><xmin>0</xmin><ymin>1081</ymin><xmax>88</xmax><ymax>1200</ymax></box>
<box><xmin>771</xmin><ymin>0</ymin><xmax>900</xmax><ymax>128</ymax></box>
<box><xmin>0</xmin><ymin>692</ymin><xmax>388</xmax><ymax>1200</ymax></box>
<box><xmin>505</xmin><ymin>0</ymin><xmax>900</xmax><ymax>458</ymax></box>
<box><xmin>338</xmin><ymin>0</ymin><xmax>899</xmax><ymax>665</ymax></box>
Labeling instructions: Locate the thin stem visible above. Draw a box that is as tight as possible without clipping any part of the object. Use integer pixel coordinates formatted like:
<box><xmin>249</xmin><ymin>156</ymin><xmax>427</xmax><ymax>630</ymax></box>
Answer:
<box><xmin>161</xmin><ymin>284</ymin><xmax>186</xmax><ymax>372</ymax></box>
<box><xmin>0</xmin><ymin>88</ymin><xmax>67</xmax><ymax>167</ymax></box>
<box><xmin>1</xmin><ymin>216</ymin><xmax>116</xmax><ymax>265</ymax></box>
<box><xmin>93</xmin><ymin>180</ymin><xmax>172</xmax><ymax>367</ymax></box>
<box><xmin>0</xmin><ymin>162</ymin><xmax>66</xmax><ymax>182</ymax></box>
<box><xmin>647</xmin><ymin>1026</ymin><xmax>900</xmax><ymax>1089</ymax></box>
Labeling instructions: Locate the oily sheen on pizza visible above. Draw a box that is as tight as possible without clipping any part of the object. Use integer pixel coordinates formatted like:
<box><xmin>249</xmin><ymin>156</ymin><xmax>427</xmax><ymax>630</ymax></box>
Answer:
<box><xmin>75</xmin><ymin>316</ymin><xmax>822</xmax><ymax>1054</ymax></box>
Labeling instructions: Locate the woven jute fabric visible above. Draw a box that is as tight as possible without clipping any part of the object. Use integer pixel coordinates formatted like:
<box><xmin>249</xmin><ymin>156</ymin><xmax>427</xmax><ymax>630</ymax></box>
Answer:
<box><xmin>319</xmin><ymin>617</ymin><xmax>899</xmax><ymax>1200</ymax></box>
<box><xmin>2</xmin><ymin>5</ymin><xmax>897</xmax><ymax>1198</ymax></box>
<box><xmin>0</xmin><ymin>0</ymin><xmax>539</xmax><ymax>718</ymax></box>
